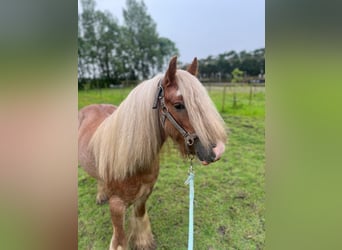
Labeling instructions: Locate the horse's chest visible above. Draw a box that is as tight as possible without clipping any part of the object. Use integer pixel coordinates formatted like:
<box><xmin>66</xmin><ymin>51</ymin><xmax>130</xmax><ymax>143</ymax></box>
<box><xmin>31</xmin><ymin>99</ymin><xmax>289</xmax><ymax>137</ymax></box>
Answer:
<box><xmin>108</xmin><ymin>170</ymin><xmax>159</xmax><ymax>204</ymax></box>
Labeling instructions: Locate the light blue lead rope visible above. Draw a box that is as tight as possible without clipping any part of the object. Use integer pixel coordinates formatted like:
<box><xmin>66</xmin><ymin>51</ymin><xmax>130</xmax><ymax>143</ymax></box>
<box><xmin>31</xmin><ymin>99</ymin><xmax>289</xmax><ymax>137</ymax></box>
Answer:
<box><xmin>185</xmin><ymin>160</ymin><xmax>195</xmax><ymax>250</ymax></box>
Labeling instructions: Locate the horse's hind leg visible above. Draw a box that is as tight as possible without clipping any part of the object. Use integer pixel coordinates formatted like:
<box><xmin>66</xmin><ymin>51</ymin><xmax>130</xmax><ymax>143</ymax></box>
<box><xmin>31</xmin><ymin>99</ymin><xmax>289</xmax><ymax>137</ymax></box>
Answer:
<box><xmin>96</xmin><ymin>180</ymin><xmax>108</xmax><ymax>204</ymax></box>
<box><xmin>109</xmin><ymin>196</ymin><xmax>127</xmax><ymax>250</ymax></box>
<box><xmin>129</xmin><ymin>196</ymin><xmax>156</xmax><ymax>250</ymax></box>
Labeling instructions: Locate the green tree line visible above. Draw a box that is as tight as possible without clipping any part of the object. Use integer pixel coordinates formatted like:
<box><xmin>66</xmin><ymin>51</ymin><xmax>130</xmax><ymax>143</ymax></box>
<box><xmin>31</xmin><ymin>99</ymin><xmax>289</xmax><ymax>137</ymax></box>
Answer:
<box><xmin>78</xmin><ymin>0</ymin><xmax>178</xmax><ymax>89</ymax></box>
<box><xmin>196</xmin><ymin>49</ymin><xmax>265</xmax><ymax>82</ymax></box>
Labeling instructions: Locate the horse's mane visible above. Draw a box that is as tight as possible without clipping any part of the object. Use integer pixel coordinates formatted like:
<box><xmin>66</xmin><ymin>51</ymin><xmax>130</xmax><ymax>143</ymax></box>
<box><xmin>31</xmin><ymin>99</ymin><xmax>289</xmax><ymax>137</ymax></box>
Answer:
<box><xmin>176</xmin><ymin>70</ymin><xmax>227</xmax><ymax>149</ymax></box>
<box><xmin>90</xmin><ymin>74</ymin><xmax>164</xmax><ymax>181</ymax></box>
<box><xmin>90</xmin><ymin>70</ymin><xmax>227</xmax><ymax>182</ymax></box>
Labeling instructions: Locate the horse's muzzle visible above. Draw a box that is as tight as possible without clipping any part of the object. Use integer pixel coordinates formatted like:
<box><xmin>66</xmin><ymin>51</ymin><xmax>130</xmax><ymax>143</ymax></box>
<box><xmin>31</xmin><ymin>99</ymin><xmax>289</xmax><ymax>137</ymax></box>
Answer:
<box><xmin>194</xmin><ymin>139</ymin><xmax>225</xmax><ymax>165</ymax></box>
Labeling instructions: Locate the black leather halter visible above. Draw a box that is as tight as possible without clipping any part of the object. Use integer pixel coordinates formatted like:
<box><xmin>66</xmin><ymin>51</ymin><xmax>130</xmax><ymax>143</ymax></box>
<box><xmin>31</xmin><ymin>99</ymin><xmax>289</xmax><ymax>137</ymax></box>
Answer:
<box><xmin>152</xmin><ymin>80</ymin><xmax>198</xmax><ymax>149</ymax></box>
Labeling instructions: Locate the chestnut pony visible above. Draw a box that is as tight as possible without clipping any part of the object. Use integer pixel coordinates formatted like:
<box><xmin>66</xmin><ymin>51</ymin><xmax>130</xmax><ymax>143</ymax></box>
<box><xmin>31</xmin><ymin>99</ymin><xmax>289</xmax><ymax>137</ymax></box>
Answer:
<box><xmin>78</xmin><ymin>56</ymin><xmax>227</xmax><ymax>250</ymax></box>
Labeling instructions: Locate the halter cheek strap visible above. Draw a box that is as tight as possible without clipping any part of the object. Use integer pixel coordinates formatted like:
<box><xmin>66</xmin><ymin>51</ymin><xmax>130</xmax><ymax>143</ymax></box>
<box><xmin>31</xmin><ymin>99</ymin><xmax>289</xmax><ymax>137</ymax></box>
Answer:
<box><xmin>152</xmin><ymin>80</ymin><xmax>198</xmax><ymax>150</ymax></box>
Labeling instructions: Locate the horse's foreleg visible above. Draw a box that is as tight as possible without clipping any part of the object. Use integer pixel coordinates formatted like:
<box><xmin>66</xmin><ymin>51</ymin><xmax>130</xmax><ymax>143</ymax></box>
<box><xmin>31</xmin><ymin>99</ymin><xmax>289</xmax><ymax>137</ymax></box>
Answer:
<box><xmin>129</xmin><ymin>196</ymin><xmax>156</xmax><ymax>250</ymax></box>
<box><xmin>109</xmin><ymin>196</ymin><xmax>127</xmax><ymax>250</ymax></box>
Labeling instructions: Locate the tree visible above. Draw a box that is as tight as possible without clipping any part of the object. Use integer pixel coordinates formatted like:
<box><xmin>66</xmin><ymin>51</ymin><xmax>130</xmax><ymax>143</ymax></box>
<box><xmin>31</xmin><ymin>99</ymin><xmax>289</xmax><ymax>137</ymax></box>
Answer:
<box><xmin>79</xmin><ymin>0</ymin><xmax>98</xmax><ymax>84</ymax></box>
<box><xmin>78</xmin><ymin>0</ymin><xmax>179</xmax><ymax>87</ymax></box>
<box><xmin>240</xmin><ymin>58</ymin><xmax>260</xmax><ymax>76</ymax></box>
<box><xmin>231</xmin><ymin>68</ymin><xmax>244</xmax><ymax>108</ymax></box>
<box><xmin>155</xmin><ymin>37</ymin><xmax>179</xmax><ymax>73</ymax></box>
<box><xmin>253</xmin><ymin>48</ymin><xmax>265</xmax><ymax>75</ymax></box>
<box><xmin>122</xmin><ymin>0</ymin><xmax>157</xmax><ymax>79</ymax></box>
<box><xmin>94</xmin><ymin>11</ymin><xmax>122</xmax><ymax>85</ymax></box>
<box><xmin>122</xmin><ymin>0</ymin><xmax>178</xmax><ymax>79</ymax></box>
<box><xmin>78</xmin><ymin>14</ymin><xmax>86</xmax><ymax>81</ymax></box>
<box><xmin>79</xmin><ymin>0</ymin><xmax>125</xmax><ymax>87</ymax></box>
<box><xmin>196</xmin><ymin>49</ymin><xmax>264</xmax><ymax>81</ymax></box>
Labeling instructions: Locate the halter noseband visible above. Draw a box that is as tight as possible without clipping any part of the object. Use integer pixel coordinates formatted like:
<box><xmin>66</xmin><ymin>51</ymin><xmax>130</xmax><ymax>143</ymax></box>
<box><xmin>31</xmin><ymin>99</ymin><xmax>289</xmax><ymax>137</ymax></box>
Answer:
<box><xmin>152</xmin><ymin>80</ymin><xmax>198</xmax><ymax>149</ymax></box>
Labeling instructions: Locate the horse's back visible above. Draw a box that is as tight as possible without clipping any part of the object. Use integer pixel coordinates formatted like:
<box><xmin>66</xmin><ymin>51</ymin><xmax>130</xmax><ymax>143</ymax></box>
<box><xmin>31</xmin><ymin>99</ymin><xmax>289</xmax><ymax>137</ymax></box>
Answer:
<box><xmin>79</xmin><ymin>104</ymin><xmax>116</xmax><ymax>128</ymax></box>
<box><xmin>78</xmin><ymin>104</ymin><xmax>117</xmax><ymax>178</ymax></box>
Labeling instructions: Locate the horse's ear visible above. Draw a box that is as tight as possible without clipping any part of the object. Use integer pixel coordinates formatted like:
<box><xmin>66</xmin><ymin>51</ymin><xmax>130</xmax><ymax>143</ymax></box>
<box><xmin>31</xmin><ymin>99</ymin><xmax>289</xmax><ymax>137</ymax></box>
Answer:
<box><xmin>165</xmin><ymin>56</ymin><xmax>177</xmax><ymax>87</ymax></box>
<box><xmin>187</xmin><ymin>57</ymin><xmax>198</xmax><ymax>76</ymax></box>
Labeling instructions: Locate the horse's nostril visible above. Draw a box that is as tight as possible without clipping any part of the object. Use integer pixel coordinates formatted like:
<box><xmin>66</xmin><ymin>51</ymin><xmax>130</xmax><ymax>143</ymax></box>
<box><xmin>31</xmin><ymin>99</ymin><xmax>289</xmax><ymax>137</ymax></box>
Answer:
<box><xmin>209</xmin><ymin>151</ymin><xmax>216</xmax><ymax>162</ymax></box>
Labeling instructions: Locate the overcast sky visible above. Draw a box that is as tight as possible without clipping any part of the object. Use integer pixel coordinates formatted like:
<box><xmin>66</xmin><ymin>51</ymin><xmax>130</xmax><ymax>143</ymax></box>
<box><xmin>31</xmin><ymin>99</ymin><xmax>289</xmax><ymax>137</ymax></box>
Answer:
<box><xmin>87</xmin><ymin>0</ymin><xmax>264</xmax><ymax>64</ymax></box>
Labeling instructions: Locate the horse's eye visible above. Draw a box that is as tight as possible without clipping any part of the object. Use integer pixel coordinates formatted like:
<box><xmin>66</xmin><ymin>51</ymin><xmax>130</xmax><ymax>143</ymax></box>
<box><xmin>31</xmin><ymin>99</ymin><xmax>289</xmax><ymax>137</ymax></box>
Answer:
<box><xmin>174</xmin><ymin>103</ymin><xmax>185</xmax><ymax>110</ymax></box>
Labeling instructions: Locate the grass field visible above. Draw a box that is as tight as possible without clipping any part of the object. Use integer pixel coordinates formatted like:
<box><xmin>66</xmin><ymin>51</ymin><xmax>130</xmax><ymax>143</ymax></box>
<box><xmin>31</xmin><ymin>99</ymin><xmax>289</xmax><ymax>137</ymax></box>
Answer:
<box><xmin>78</xmin><ymin>85</ymin><xmax>265</xmax><ymax>249</ymax></box>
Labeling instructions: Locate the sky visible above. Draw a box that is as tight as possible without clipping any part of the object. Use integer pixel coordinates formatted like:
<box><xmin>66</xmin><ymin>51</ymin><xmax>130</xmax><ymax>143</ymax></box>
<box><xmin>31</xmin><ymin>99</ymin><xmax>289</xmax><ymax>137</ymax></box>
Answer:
<box><xmin>85</xmin><ymin>0</ymin><xmax>265</xmax><ymax>64</ymax></box>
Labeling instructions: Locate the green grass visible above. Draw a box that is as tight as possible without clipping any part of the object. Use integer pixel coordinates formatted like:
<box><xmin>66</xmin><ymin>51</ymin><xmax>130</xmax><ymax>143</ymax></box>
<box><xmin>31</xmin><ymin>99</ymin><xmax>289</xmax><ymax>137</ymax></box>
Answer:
<box><xmin>78</xmin><ymin>88</ymin><xmax>133</xmax><ymax>110</ymax></box>
<box><xmin>78</xmin><ymin>86</ymin><xmax>265</xmax><ymax>249</ymax></box>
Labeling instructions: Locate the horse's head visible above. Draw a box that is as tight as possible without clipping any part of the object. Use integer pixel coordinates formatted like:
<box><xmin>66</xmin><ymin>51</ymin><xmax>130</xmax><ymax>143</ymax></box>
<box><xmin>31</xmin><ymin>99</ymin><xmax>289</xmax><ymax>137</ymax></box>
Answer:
<box><xmin>153</xmin><ymin>56</ymin><xmax>227</xmax><ymax>165</ymax></box>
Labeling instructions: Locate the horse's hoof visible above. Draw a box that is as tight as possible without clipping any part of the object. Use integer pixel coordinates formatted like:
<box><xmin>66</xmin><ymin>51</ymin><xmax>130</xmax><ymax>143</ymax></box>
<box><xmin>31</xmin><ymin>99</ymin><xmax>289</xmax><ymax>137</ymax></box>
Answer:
<box><xmin>130</xmin><ymin>238</ymin><xmax>156</xmax><ymax>250</ymax></box>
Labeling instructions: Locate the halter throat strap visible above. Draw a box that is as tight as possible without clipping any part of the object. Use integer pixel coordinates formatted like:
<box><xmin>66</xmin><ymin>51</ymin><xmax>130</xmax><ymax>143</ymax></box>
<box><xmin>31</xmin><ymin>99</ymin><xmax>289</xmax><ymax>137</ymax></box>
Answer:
<box><xmin>153</xmin><ymin>80</ymin><xmax>197</xmax><ymax>147</ymax></box>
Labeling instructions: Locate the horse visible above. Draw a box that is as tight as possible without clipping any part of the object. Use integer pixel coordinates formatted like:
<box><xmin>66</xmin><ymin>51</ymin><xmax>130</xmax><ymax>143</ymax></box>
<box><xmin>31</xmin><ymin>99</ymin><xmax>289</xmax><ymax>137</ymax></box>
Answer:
<box><xmin>78</xmin><ymin>56</ymin><xmax>227</xmax><ymax>250</ymax></box>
